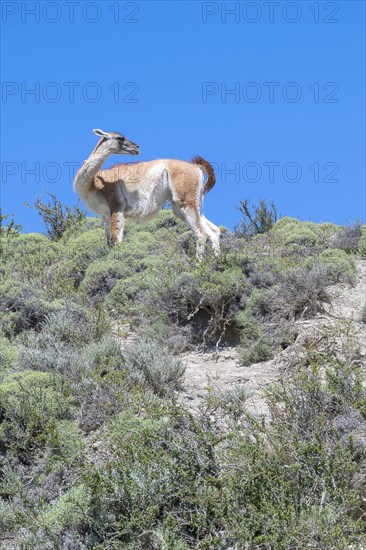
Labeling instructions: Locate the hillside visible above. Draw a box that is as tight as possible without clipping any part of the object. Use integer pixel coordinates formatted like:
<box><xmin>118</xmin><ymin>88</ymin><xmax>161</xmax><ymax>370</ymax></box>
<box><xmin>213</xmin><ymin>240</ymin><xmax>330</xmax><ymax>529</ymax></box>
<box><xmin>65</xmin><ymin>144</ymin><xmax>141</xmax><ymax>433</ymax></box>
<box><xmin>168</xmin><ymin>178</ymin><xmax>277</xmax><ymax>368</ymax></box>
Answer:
<box><xmin>1</xmin><ymin>210</ymin><xmax>366</xmax><ymax>549</ymax></box>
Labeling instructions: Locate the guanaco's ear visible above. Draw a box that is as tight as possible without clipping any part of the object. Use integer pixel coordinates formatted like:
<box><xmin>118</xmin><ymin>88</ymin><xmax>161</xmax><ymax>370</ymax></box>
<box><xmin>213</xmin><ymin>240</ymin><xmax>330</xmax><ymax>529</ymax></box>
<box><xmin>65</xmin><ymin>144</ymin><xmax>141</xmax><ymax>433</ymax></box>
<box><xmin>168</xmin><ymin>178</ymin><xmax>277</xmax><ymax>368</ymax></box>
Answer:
<box><xmin>93</xmin><ymin>129</ymin><xmax>110</xmax><ymax>137</ymax></box>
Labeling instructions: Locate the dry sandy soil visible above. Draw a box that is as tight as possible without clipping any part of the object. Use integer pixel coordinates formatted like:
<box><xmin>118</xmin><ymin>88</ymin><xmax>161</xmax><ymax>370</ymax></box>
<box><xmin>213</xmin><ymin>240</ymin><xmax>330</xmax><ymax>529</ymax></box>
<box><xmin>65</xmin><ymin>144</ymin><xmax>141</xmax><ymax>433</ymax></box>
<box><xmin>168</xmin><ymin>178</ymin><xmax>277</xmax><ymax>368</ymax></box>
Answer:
<box><xmin>179</xmin><ymin>260</ymin><xmax>366</xmax><ymax>417</ymax></box>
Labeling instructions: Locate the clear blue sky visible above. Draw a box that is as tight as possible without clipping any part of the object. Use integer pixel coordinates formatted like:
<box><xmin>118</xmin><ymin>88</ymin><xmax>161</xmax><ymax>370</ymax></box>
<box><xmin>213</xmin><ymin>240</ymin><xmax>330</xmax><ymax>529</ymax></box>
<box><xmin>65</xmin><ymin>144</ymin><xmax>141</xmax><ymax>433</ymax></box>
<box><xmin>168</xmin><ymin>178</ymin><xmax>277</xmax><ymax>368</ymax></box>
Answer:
<box><xmin>1</xmin><ymin>0</ymin><xmax>365</xmax><ymax>232</ymax></box>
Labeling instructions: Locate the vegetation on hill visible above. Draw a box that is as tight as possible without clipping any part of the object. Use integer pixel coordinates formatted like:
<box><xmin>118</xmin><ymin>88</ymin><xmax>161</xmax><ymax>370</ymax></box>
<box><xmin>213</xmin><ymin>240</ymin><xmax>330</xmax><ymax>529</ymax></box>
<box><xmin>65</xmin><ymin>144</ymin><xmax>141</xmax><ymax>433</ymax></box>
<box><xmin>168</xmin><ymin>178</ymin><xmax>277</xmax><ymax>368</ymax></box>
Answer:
<box><xmin>0</xmin><ymin>201</ymin><xmax>365</xmax><ymax>548</ymax></box>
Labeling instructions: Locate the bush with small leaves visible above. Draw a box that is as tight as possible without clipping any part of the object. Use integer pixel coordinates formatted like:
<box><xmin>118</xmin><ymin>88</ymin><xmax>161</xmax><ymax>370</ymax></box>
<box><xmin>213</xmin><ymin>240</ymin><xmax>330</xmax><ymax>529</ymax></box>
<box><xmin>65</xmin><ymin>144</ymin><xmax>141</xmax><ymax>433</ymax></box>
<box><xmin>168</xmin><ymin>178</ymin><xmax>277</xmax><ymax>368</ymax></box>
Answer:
<box><xmin>0</xmin><ymin>279</ymin><xmax>62</xmax><ymax>337</ymax></box>
<box><xmin>234</xmin><ymin>198</ymin><xmax>278</xmax><ymax>237</ymax></box>
<box><xmin>39</xmin><ymin>484</ymin><xmax>90</xmax><ymax>535</ymax></box>
<box><xmin>26</xmin><ymin>192</ymin><xmax>87</xmax><ymax>241</ymax></box>
<box><xmin>46</xmin><ymin>420</ymin><xmax>85</xmax><ymax>466</ymax></box>
<box><xmin>123</xmin><ymin>339</ymin><xmax>186</xmax><ymax>396</ymax></box>
<box><xmin>0</xmin><ymin>337</ymin><xmax>18</xmax><ymax>377</ymax></box>
<box><xmin>57</xmin><ymin>228</ymin><xmax>109</xmax><ymax>288</ymax></box>
<box><xmin>329</xmin><ymin>222</ymin><xmax>363</xmax><ymax>253</ymax></box>
<box><xmin>0</xmin><ymin>371</ymin><xmax>74</xmax><ymax>453</ymax></box>
<box><xmin>1</xmin><ymin>233</ymin><xmax>61</xmax><ymax>285</ymax></box>
<box><xmin>266</xmin><ymin>266</ymin><xmax>330</xmax><ymax>320</ymax></box>
<box><xmin>305</xmin><ymin>249</ymin><xmax>356</xmax><ymax>284</ymax></box>
<box><xmin>272</xmin><ymin>217</ymin><xmax>319</xmax><ymax>248</ymax></box>
<box><xmin>149</xmin><ymin>259</ymin><xmax>247</xmax><ymax>346</ymax></box>
<box><xmin>79</xmin><ymin>258</ymin><xmax>127</xmax><ymax>305</ymax></box>
<box><xmin>236</xmin><ymin>310</ymin><xmax>273</xmax><ymax>365</ymax></box>
<box><xmin>358</xmin><ymin>224</ymin><xmax>366</xmax><ymax>256</ymax></box>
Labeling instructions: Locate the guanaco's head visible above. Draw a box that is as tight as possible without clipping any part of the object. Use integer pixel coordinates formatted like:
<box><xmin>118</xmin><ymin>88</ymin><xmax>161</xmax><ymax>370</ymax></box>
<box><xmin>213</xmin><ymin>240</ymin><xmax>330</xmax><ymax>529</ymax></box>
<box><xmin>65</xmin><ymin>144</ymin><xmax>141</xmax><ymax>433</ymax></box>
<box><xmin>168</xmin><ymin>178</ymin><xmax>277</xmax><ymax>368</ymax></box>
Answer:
<box><xmin>92</xmin><ymin>129</ymin><xmax>140</xmax><ymax>155</ymax></box>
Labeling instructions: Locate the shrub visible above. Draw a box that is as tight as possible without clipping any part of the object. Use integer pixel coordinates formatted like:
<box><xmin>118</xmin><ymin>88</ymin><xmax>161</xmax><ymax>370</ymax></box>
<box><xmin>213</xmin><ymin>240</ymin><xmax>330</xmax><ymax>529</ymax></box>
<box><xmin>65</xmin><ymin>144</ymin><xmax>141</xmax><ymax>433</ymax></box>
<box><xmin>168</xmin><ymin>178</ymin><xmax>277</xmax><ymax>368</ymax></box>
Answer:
<box><xmin>234</xmin><ymin>198</ymin><xmax>278</xmax><ymax>237</ymax></box>
<box><xmin>0</xmin><ymin>210</ymin><xmax>22</xmax><ymax>237</ymax></box>
<box><xmin>123</xmin><ymin>339</ymin><xmax>186</xmax><ymax>396</ymax></box>
<box><xmin>79</xmin><ymin>258</ymin><xmax>126</xmax><ymax>305</ymax></box>
<box><xmin>0</xmin><ymin>337</ymin><xmax>18</xmax><ymax>377</ymax></box>
<box><xmin>306</xmin><ymin>249</ymin><xmax>356</xmax><ymax>284</ymax></box>
<box><xmin>39</xmin><ymin>484</ymin><xmax>90</xmax><ymax>535</ymax></box>
<box><xmin>83</xmin><ymin>335</ymin><xmax>124</xmax><ymax>371</ymax></box>
<box><xmin>272</xmin><ymin>217</ymin><xmax>319</xmax><ymax>248</ymax></box>
<box><xmin>358</xmin><ymin>225</ymin><xmax>366</xmax><ymax>256</ymax></box>
<box><xmin>18</xmin><ymin>305</ymin><xmax>108</xmax><ymax>380</ymax></box>
<box><xmin>57</xmin><ymin>229</ymin><xmax>109</xmax><ymax>288</ymax></box>
<box><xmin>25</xmin><ymin>192</ymin><xmax>86</xmax><ymax>241</ymax></box>
<box><xmin>151</xmin><ymin>261</ymin><xmax>247</xmax><ymax>346</ymax></box>
<box><xmin>1</xmin><ymin>233</ymin><xmax>61</xmax><ymax>284</ymax></box>
<box><xmin>46</xmin><ymin>420</ymin><xmax>85</xmax><ymax>465</ymax></box>
<box><xmin>267</xmin><ymin>266</ymin><xmax>330</xmax><ymax>320</ymax></box>
<box><xmin>329</xmin><ymin>222</ymin><xmax>363</xmax><ymax>253</ymax></box>
<box><xmin>0</xmin><ymin>279</ymin><xmax>62</xmax><ymax>337</ymax></box>
<box><xmin>0</xmin><ymin>371</ymin><xmax>74</xmax><ymax>453</ymax></box>
<box><xmin>236</xmin><ymin>310</ymin><xmax>273</xmax><ymax>365</ymax></box>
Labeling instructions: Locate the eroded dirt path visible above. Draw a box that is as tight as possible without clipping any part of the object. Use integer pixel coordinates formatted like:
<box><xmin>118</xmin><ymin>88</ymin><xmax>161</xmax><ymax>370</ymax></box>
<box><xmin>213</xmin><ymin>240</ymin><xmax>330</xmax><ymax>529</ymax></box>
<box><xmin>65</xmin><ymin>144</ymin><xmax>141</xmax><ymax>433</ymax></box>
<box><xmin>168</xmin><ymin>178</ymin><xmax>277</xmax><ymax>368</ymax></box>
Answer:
<box><xmin>179</xmin><ymin>260</ymin><xmax>366</xmax><ymax>417</ymax></box>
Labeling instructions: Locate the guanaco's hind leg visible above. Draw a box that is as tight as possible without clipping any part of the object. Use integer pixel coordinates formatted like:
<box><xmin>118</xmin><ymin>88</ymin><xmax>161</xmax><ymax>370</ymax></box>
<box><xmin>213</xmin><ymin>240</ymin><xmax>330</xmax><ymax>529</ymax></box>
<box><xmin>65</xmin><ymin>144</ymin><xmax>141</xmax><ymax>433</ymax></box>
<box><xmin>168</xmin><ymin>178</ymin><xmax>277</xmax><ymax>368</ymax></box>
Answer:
<box><xmin>201</xmin><ymin>216</ymin><xmax>220</xmax><ymax>255</ymax></box>
<box><xmin>172</xmin><ymin>202</ymin><xmax>210</xmax><ymax>260</ymax></box>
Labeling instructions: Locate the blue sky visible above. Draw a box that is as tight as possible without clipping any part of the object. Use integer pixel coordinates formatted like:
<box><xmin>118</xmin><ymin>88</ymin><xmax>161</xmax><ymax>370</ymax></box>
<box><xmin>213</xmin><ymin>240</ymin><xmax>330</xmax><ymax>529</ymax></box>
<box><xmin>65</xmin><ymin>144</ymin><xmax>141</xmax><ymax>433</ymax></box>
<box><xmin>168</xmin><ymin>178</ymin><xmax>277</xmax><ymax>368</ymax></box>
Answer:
<box><xmin>1</xmin><ymin>0</ymin><xmax>365</xmax><ymax>232</ymax></box>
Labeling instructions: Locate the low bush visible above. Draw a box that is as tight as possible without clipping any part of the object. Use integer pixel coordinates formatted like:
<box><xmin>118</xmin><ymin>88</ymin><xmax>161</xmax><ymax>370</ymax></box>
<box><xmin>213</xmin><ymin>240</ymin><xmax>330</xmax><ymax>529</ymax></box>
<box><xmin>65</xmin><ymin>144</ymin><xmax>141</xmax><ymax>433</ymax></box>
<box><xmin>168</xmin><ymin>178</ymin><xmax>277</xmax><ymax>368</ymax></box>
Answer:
<box><xmin>123</xmin><ymin>339</ymin><xmax>186</xmax><ymax>396</ymax></box>
<box><xmin>359</xmin><ymin>224</ymin><xmax>366</xmax><ymax>256</ymax></box>
<box><xmin>0</xmin><ymin>337</ymin><xmax>18</xmax><ymax>377</ymax></box>
<box><xmin>39</xmin><ymin>484</ymin><xmax>90</xmax><ymax>535</ymax></box>
<box><xmin>0</xmin><ymin>279</ymin><xmax>62</xmax><ymax>337</ymax></box>
<box><xmin>0</xmin><ymin>370</ymin><xmax>74</xmax><ymax>454</ymax></box>
<box><xmin>79</xmin><ymin>258</ymin><xmax>127</xmax><ymax>305</ymax></box>
<box><xmin>236</xmin><ymin>310</ymin><xmax>273</xmax><ymax>365</ymax></box>
<box><xmin>267</xmin><ymin>266</ymin><xmax>330</xmax><ymax>320</ymax></box>
<box><xmin>305</xmin><ymin>248</ymin><xmax>356</xmax><ymax>284</ymax></box>
<box><xmin>330</xmin><ymin>222</ymin><xmax>363</xmax><ymax>253</ymax></box>
<box><xmin>57</xmin><ymin>228</ymin><xmax>109</xmax><ymax>288</ymax></box>
<box><xmin>1</xmin><ymin>233</ymin><xmax>61</xmax><ymax>285</ymax></box>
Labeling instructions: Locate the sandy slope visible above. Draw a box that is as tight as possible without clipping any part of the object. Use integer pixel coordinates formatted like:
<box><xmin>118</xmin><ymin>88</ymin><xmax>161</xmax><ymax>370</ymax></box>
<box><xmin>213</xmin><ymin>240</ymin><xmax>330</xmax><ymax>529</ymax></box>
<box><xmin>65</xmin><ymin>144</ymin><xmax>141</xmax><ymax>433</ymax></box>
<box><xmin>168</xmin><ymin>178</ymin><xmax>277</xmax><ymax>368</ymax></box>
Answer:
<box><xmin>179</xmin><ymin>260</ymin><xmax>366</xmax><ymax>417</ymax></box>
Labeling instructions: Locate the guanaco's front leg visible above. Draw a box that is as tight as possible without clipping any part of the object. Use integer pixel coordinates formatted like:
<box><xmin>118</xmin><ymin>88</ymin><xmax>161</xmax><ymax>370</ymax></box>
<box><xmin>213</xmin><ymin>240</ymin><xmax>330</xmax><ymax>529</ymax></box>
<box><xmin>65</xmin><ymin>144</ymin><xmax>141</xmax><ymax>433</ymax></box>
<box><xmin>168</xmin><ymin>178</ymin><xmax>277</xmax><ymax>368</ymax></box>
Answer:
<box><xmin>109</xmin><ymin>210</ymin><xmax>125</xmax><ymax>246</ymax></box>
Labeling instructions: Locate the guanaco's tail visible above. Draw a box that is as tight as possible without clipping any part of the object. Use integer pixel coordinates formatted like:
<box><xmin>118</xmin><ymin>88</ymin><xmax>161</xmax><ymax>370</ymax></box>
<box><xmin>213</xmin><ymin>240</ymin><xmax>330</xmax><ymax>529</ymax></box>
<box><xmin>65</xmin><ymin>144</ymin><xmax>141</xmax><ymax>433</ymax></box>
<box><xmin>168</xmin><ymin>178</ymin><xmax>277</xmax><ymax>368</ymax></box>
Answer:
<box><xmin>191</xmin><ymin>156</ymin><xmax>216</xmax><ymax>194</ymax></box>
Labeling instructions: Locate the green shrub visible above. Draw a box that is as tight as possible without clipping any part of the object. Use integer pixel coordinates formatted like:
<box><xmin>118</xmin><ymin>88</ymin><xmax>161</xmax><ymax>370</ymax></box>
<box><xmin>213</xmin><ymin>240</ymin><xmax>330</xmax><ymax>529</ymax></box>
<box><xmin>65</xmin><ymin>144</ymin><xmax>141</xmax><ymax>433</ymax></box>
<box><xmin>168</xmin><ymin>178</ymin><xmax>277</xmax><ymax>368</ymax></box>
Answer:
<box><xmin>236</xmin><ymin>310</ymin><xmax>273</xmax><ymax>365</ymax></box>
<box><xmin>306</xmin><ymin>249</ymin><xmax>356</xmax><ymax>284</ymax></box>
<box><xmin>79</xmin><ymin>258</ymin><xmax>126</xmax><ymax>305</ymax></box>
<box><xmin>104</xmin><ymin>273</ymin><xmax>148</xmax><ymax>318</ymax></box>
<box><xmin>57</xmin><ymin>229</ymin><xmax>109</xmax><ymax>288</ymax></box>
<box><xmin>0</xmin><ymin>279</ymin><xmax>62</xmax><ymax>337</ymax></box>
<box><xmin>0</xmin><ymin>337</ymin><xmax>18</xmax><ymax>377</ymax></box>
<box><xmin>272</xmin><ymin>217</ymin><xmax>319</xmax><ymax>247</ymax></box>
<box><xmin>150</xmin><ymin>261</ymin><xmax>247</xmax><ymax>346</ymax></box>
<box><xmin>1</xmin><ymin>233</ymin><xmax>61</xmax><ymax>283</ymax></box>
<box><xmin>234</xmin><ymin>198</ymin><xmax>279</xmax><ymax>237</ymax></box>
<box><xmin>60</xmin><ymin>216</ymin><xmax>103</xmax><ymax>243</ymax></box>
<box><xmin>83</xmin><ymin>335</ymin><xmax>122</xmax><ymax>367</ymax></box>
<box><xmin>358</xmin><ymin>224</ymin><xmax>366</xmax><ymax>256</ymax></box>
<box><xmin>123</xmin><ymin>339</ymin><xmax>186</xmax><ymax>396</ymax></box>
<box><xmin>0</xmin><ymin>371</ymin><xmax>73</xmax><ymax>452</ymax></box>
<box><xmin>25</xmin><ymin>192</ymin><xmax>87</xmax><ymax>241</ymax></box>
<box><xmin>46</xmin><ymin>420</ymin><xmax>84</xmax><ymax>465</ymax></box>
<box><xmin>39</xmin><ymin>484</ymin><xmax>90</xmax><ymax>534</ymax></box>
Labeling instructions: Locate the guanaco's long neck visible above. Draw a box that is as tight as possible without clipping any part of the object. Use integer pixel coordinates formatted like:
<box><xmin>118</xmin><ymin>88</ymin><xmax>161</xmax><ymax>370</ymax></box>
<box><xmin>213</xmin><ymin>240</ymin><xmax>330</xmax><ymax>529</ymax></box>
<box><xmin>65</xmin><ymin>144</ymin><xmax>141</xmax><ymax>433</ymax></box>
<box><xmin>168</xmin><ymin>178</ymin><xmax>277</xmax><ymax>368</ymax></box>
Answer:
<box><xmin>74</xmin><ymin>142</ymin><xmax>111</xmax><ymax>197</ymax></box>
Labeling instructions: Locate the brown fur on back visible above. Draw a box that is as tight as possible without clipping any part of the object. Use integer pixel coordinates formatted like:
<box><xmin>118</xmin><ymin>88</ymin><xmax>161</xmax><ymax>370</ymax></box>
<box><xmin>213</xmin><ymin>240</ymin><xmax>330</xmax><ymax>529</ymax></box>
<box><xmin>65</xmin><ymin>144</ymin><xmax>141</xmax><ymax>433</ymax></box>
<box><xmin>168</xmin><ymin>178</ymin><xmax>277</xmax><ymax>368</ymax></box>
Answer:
<box><xmin>191</xmin><ymin>156</ymin><xmax>216</xmax><ymax>194</ymax></box>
